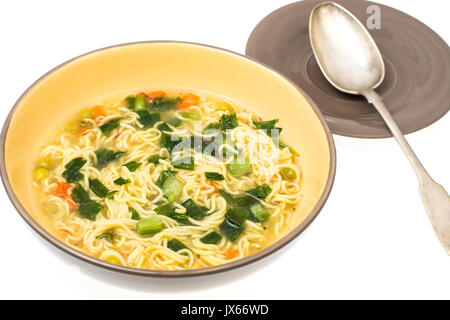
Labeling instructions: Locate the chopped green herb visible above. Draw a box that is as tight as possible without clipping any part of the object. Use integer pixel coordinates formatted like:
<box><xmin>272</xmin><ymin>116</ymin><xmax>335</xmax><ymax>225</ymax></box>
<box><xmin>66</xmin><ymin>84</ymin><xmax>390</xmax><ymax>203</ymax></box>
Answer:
<box><xmin>148</xmin><ymin>154</ymin><xmax>165</xmax><ymax>165</ymax></box>
<box><xmin>136</xmin><ymin>110</ymin><xmax>161</xmax><ymax>127</ymax></box>
<box><xmin>220</xmin><ymin>113</ymin><xmax>238</xmax><ymax>130</ymax></box>
<box><xmin>205</xmin><ymin>122</ymin><xmax>220</xmax><ymax>131</ymax></box>
<box><xmin>172</xmin><ymin>156</ymin><xmax>194</xmax><ymax>170</ymax></box>
<box><xmin>134</xmin><ymin>94</ymin><xmax>148</xmax><ymax>111</ymax></box>
<box><xmin>95</xmin><ymin>149</ymin><xmax>124</xmax><ymax>167</ymax></box>
<box><xmin>218</xmin><ymin>189</ymin><xmax>258</xmax><ymax>207</ymax></box>
<box><xmin>105</xmin><ymin>190</ymin><xmax>118</xmax><ymax>199</ymax></box>
<box><xmin>226</xmin><ymin>157</ymin><xmax>252</xmax><ymax>177</ymax></box>
<box><xmin>157</xmin><ymin>122</ymin><xmax>172</xmax><ymax>132</ymax></box>
<box><xmin>97</xmin><ymin>232</ymin><xmax>114</xmax><ymax>242</ymax></box>
<box><xmin>123</xmin><ymin>161</ymin><xmax>141</xmax><ymax>172</ymax></box>
<box><xmin>126</xmin><ymin>95</ymin><xmax>136</xmax><ymax>110</ymax></box>
<box><xmin>226</xmin><ymin>207</ymin><xmax>249</xmax><ymax>227</ymax></box>
<box><xmin>168</xmin><ymin>239</ymin><xmax>190</xmax><ymax>255</ymax></box>
<box><xmin>182</xmin><ymin>199</ymin><xmax>206</xmax><ymax>220</ymax></box>
<box><xmin>205</xmin><ymin>172</ymin><xmax>225</xmax><ymax>181</ymax></box>
<box><xmin>71</xmin><ymin>183</ymin><xmax>90</xmax><ymax>204</ymax></box>
<box><xmin>181</xmin><ymin>112</ymin><xmax>200</xmax><ymax>120</ymax></box>
<box><xmin>136</xmin><ymin>216</ymin><xmax>163</xmax><ymax>235</ymax></box>
<box><xmin>64</xmin><ymin>158</ymin><xmax>87</xmax><ymax>171</ymax></box>
<box><xmin>62</xmin><ymin>158</ymin><xmax>86</xmax><ymax>183</ymax></box>
<box><xmin>150</xmin><ymin>97</ymin><xmax>180</xmax><ymax>112</ymax></box>
<box><xmin>166</xmin><ymin>117</ymin><xmax>182</xmax><ymax>127</ymax></box>
<box><xmin>156</xmin><ymin>170</ymin><xmax>176</xmax><ymax>187</ymax></box>
<box><xmin>154</xmin><ymin>203</ymin><xmax>174</xmax><ymax>215</ymax></box>
<box><xmin>200</xmin><ymin>231</ymin><xmax>222</xmax><ymax>245</ymax></box>
<box><xmin>247</xmin><ymin>184</ymin><xmax>272</xmax><ymax>199</ymax></box>
<box><xmin>219</xmin><ymin>218</ymin><xmax>244</xmax><ymax>242</ymax></box>
<box><xmin>89</xmin><ymin>179</ymin><xmax>109</xmax><ymax>198</ymax></box>
<box><xmin>252</xmin><ymin>119</ymin><xmax>280</xmax><ymax>132</ymax></box>
<box><xmin>78</xmin><ymin>200</ymin><xmax>103</xmax><ymax>221</ymax></box>
<box><xmin>248</xmin><ymin>203</ymin><xmax>270</xmax><ymax>223</ymax></box>
<box><xmin>100</xmin><ymin>118</ymin><xmax>121</xmax><ymax>137</ymax></box>
<box><xmin>129</xmin><ymin>207</ymin><xmax>140</xmax><ymax>220</ymax></box>
<box><xmin>162</xmin><ymin>175</ymin><xmax>183</xmax><ymax>202</ymax></box>
<box><xmin>114</xmin><ymin>177</ymin><xmax>131</xmax><ymax>185</ymax></box>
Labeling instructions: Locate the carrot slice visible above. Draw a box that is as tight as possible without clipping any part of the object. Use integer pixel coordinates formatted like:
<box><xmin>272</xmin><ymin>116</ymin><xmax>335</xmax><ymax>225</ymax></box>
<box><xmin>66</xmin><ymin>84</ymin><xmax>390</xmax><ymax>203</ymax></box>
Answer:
<box><xmin>91</xmin><ymin>105</ymin><xmax>106</xmax><ymax>119</ymax></box>
<box><xmin>225</xmin><ymin>249</ymin><xmax>238</xmax><ymax>260</ymax></box>
<box><xmin>56</xmin><ymin>182</ymin><xmax>71</xmax><ymax>197</ymax></box>
<box><xmin>64</xmin><ymin>194</ymin><xmax>78</xmax><ymax>210</ymax></box>
<box><xmin>177</xmin><ymin>93</ymin><xmax>200</xmax><ymax>110</ymax></box>
<box><xmin>146</xmin><ymin>90</ymin><xmax>166</xmax><ymax>100</ymax></box>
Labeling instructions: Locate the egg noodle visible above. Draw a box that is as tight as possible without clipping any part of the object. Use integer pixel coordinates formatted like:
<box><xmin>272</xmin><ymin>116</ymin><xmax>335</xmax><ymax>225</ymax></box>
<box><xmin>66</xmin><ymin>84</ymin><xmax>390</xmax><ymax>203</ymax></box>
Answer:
<box><xmin>33</xmin><ymin>90</ymin><xmax>303</xmax><ymax>270</ymax></box>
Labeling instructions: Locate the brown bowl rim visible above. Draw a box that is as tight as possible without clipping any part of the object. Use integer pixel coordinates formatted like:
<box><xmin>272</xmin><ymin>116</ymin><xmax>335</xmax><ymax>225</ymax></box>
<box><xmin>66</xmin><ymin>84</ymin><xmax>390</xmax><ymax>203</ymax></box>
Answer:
<box><xmin>0</xmin><ymin>41</ymin><xmax>336</xmax><ymax>277</ymax></box>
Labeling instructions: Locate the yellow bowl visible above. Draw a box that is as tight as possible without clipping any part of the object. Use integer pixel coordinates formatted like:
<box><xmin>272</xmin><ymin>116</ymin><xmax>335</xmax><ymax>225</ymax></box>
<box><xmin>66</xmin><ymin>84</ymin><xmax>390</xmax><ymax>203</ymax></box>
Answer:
<box><xmin>0</xmin><ymin>42</ymin><xmax>335</xmax><ymax>277</ymax></box>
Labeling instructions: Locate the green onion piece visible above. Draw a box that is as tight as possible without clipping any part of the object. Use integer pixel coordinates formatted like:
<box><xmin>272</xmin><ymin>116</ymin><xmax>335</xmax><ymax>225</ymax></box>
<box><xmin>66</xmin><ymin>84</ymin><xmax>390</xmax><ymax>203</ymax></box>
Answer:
<box><xmin>226</xmin><ymin>157</ymin><xmax>252</xmax><ymax>177</ymax></box>
<box><xmin>64</xmin><ymin>158</ymin><xmax>87</xmax><ymax>171</ymax></box>
<box><xmin>136</xmin><ymin>110</ymin><xmax>161</xmax><ymax>127</ymax></box>
<box><xmin>129</xmin><ymin>207</ymin><xmax>140</xmax><ymax>220</ymax></box>
<box><xmin>200</xmin><ymin>231</ymin><xmax>222</xmax><ymax>245</ymax></box>
<box><xmin>62</xmin><ymin>158</ymin><xmax>86</xmax><ymax>183</ymax></box>
<box><xmin>219</xmin><ymin>218</ymin><xmax>244</xmax><ymax>242</ymax></box>
<box><xmin>220</xmin><ymin>112</ymin><xmax>238</xmax><ymax>130</ymax></box>
<box><xmin>62</xmin><ymin>170</ymin><xmax>83</xmax><ymax>183</ymax></box>
<box><xmin>281</xmin><ymin>167</ymin><xmax>297</xmax><ymax>181</ymax></box>
<box><xmin>89</xmin><ymin>179</ymin><xmax>109</xmax><ymax>198</ymax></box>
<box><xmin>71</xmin><ymin>183</ymin><xmax>90</xmax><ymax>204</ymax></box>
<box><xmin>105</xmin><ymin>190</ymin><xmax>118</xmax><ymax>199</ymax></box>
<box><xmin>114</xmin><ymin>177</ymin><xmax>131</xmax><ymax>185</ymax></box>
<box><xmin>148</xmin><ymin>154</ymin><xmax>165</xmax><ymax>165</ymax></box>
<box><xmin>154</xmin><ymin>203</ymin><xmax>174</xmax><ymax>215</ymax></box>
<box><xmin>162</xmin><ymin>175</ymin><xmax>184</xmax><ymax>202</ymax></box>
<box><xmin>134</xmin><ymin>94</ymin><xmax>148</xmax><ymax>111</ymax></box>
<box><xmin>181</xmin><ymin>112</ymin><xmax>200</xmax><ymax>120</ymax></box>
<box><xmin>100</xmin><ymin>118</ymin><xmax>120</xmax><ymax>137</ymax></box>
<box><xmin>95</xmin><ymin>149</ymin><xmax>124</xmax><ymax>167</ymax></box>
<box><xmin>136</xmin><ymin>216</ymin><xmax>163</xmax><ymax>235</ymax></box>
<box><xmin>78</xmin><ymin>200</ymin><xmax>103</xmax><ymax>221</ymax></box>
<box><xmin>123</xmin><ymin>161</ymin><xmax>141</xmax><ymax>172</ymax></box>
<box><xmin>182</xmin><ymin>199</ymin><xmax>206</xmax><ymax>220</ymax></box>
<box><xmin>248</xmin><ymin>203</ymin><xmax>270</xmax><ymax>223</ymax></box>
<box><xmin>226</xmin><ymin>207</ymin><xmax>249</xmax><ymax>226</ymax></box>
<box><xmin>252</xmin><ymin>119</ymin><xmax>279</xmax><ymax>131</ymax></box>
<box><xmin>218</xmin><ymin>189</ymin><xmax>257</xmax><ymax>207</ymax></box>
<box><xmin>126</xmin><ymin>95</ymin><xmax>136</xmax><ymax>110</ymax></box>
<box><xmin>156</xmin><ymin>170</ymin><xmax>176</xmax><ymax>187</ymax></box>
<box><xmin>169</xmin><ymin>213</ymin><xmax>190</xmax><ymax>225</ymax></box>
<box><xmin>157</xmin><ymin>121</ymin><xmax>172</xmax><ymax>132</ymax></box>
<box><xmin>166</xmin><ymin>117</ymin><xmax>182</xmax><ymax>127</ymax></box>
<box><xmin>168</xmin><ymin>239</ymin><xmax>190</xmax><ymax>255</ymax></box>
<box><xmin>247</xmin><ymin>184</ymin><xmax>272</xmax><ymax>199</ymax></box>
<box><xmin>172</xmin><ymin>156</ymin><xmax>194</xmax><ymax>170</ymax></box>
<box><xmin>97</xmin><ymin>232</ymin><xmax>114</xmax><ymax>242</ymax></box>
<box><xmin>205</xmin><ymin>172</ymin><xmax>225</xmax><ymax>181</ymax></box>
<box><xmin>278</xmin><ymin>140</ymin><xmax>299</xmax><ymax>156</ymax></box>
<box><xmin>205</xmin><ymin>122</ymin><xmax>220</xmax><ymax>131</ymax></box>
<box><xmin>150</xmin><ymin>97</ymin><xmax>180</xmax><ymax>111</ymax></box>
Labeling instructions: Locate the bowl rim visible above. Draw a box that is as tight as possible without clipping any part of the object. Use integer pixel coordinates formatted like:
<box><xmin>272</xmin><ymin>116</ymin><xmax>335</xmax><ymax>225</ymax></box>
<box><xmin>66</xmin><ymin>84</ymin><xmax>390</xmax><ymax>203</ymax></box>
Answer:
<box><xmin>0</xmin><ymin>40</ymin><xmax>336</xmax><ymax>277</ymax></box>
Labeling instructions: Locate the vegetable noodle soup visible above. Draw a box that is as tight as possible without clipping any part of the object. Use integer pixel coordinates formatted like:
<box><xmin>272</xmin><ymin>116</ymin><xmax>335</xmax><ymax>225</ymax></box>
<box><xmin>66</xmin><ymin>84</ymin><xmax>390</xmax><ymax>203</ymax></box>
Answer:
<box><xmin>32</xmin><ymin>89</ymin><xmax>303</xmax><ymax>270</ymax></box>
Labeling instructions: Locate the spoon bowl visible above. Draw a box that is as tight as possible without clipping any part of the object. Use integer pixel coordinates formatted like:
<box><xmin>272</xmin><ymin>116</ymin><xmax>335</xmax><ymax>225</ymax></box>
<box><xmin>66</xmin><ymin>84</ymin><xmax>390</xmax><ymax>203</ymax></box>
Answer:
<box><xmin>309</xmin><ymin>2</ymin><xmax>385</xmax><ymax>94</ymax></box>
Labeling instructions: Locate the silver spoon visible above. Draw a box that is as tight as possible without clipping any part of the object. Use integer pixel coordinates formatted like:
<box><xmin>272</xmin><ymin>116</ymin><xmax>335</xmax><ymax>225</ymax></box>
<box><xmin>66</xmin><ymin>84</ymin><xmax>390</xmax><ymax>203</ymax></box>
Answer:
<box><xmin>309</xmin><ymin>1</ymin><xmax>450</xmax><ymax>254</ymax></box>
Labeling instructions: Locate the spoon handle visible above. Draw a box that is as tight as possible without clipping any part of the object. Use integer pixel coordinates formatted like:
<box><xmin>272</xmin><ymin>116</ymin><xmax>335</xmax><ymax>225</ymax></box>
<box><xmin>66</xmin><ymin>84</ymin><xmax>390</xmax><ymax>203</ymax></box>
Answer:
<box><xmin>362</xmin><ymin>89</ymin><xmax>450</xmax><ymax>254</ymax></box>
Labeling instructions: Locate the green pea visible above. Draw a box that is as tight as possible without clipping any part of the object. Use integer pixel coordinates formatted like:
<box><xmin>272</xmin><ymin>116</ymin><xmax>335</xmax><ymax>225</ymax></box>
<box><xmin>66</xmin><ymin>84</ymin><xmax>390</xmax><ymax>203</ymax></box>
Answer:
<box><xmin>281</xmin><ymin>167</ymin><xmax>296</xmax><ymax>181</ymax></box>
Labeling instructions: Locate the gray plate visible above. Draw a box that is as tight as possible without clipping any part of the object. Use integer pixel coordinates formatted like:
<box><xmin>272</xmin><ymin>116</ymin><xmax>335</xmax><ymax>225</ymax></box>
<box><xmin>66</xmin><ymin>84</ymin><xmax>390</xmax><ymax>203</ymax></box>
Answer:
<box><xmin>246</xmin><ymin>0</ymin><xmax>450</xmax><ymax>138</ymax></box>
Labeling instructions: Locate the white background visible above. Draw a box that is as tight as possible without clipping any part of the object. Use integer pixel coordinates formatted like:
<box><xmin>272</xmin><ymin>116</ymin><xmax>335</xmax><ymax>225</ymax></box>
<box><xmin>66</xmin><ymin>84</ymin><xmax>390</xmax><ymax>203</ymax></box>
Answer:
<box><xmin>0</xmin><ymin>0</ymin><xmax>448</xmax><ymax>300</ymax></box>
